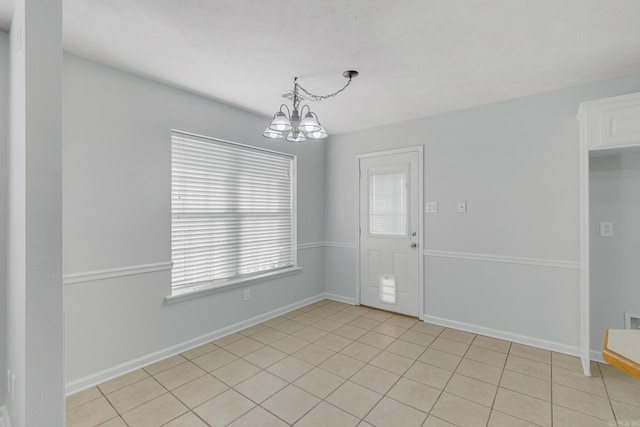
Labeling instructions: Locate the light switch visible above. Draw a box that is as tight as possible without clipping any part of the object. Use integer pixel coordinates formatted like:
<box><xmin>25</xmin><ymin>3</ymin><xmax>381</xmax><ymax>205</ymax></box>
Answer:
<box><xmin>600</xmin><ymin>222</ymin><xmax>613</xmax><ymax>237</ymax></box>
<box><xmin>426</xmin><ymin>202</ymin><xmax>438</xmax><ymax>213</ymax></box>
<box><xmin>457</xmin><ymin>201</ymin><xmax>467</xmax><ymax>213</ymax></box>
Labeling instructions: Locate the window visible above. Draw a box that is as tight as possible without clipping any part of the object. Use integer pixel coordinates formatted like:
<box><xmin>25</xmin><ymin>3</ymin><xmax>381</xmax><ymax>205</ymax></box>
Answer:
<box><xmin>171</xmin><ymin>131</ymin><xmax>296</xmax><ymax>296</ymax></box>
<box><xmin>369</xmin><ymin>170</ymin><xmax>407</xmax><ymax>236</ymax></box>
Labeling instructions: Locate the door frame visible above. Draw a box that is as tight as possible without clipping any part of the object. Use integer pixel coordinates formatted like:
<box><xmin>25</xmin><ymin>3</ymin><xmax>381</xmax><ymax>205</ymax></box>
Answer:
<box><xmin>355</xmin><ymin>146</ymin><xmax>424</xmax><ymax>319</ymax></box>
<box><xmin>577</xmin><ymin>107</ymin><xmax>591</xmax><ymax>377</ymax></box>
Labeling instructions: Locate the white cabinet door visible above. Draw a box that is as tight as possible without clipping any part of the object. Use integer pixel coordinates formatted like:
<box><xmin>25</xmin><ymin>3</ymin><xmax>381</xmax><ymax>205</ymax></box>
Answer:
<box><xmin>579</xmin><ymin>92</ymin><xmax>640</xmax><ymax>151</ymax></box>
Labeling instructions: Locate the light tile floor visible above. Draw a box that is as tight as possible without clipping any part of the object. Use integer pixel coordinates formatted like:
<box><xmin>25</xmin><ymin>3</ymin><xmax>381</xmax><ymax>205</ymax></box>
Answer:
<box><xmin>66</xmin><ymin>299</ymin><xmax>640</xmax><ymax>427</ymax></box>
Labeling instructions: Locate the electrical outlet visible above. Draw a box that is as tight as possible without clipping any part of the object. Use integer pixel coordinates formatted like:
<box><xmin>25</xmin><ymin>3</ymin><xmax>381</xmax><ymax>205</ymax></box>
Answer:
<box><xmin>425</xmin><ymin>202</ymin><xmax>438</xmax><ymax>213</ymax></box>
<box><xmin>244</xmin><ymin>289</ymin><xmax>251</xmax><ymax>301</ymax></box>
<box><xmin>600</xmin><ymin>222</ymin><xmax>613</xmax><ymax>237</ymax></box>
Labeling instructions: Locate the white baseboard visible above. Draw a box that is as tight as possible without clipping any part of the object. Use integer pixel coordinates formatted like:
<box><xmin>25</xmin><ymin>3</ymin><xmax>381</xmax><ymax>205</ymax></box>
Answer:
<box><xmin>66</xmin><ymin>293</ymin><xmax>326</xmax><ymax>395</ymax></box>
<box><xmin>423</xmin><ymin>314</ymin><xmax>581</xmax><ymax>358</ymax></box>
<box><xmin>0</xmin><ymin>405</ymin><xmax>11</xmax><ymax>427</ymax></box>
<box><xmin>323</xmin><ymin>293</ymin><xmax>357</xmax><ymax>305</ymax></box>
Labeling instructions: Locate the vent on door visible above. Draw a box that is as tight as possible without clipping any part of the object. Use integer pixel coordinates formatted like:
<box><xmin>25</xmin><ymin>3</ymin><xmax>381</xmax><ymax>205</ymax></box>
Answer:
<box><xmin>379</xmin><ymin>274</ymin><xmax>397</xmax><ymax>304</ymax></box>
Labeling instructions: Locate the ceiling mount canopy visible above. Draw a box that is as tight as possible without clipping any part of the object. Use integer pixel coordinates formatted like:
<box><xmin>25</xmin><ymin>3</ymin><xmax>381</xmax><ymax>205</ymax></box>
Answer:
<box><xmin>263</xmin><ymin>70</ymin><xmax>359</xmax><ymax>142</ymax></box>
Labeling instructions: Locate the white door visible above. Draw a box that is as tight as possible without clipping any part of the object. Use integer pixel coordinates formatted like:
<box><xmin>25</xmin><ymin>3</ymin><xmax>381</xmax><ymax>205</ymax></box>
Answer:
<box><xmin>359</xmin><ymin>150</ymin><xmax>421</xmax><ymax>316</ymax></box>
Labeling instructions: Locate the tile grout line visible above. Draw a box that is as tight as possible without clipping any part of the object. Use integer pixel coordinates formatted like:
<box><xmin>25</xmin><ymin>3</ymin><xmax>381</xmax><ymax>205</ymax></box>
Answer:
<box><xmin>99</xmin><ymin>381</ymin><xmax>129</xmax><ymax>427</ymax></box>
<box><xmin>550</xmin><ymin>355</ymin><xmax>554</xmax><ymax>427</ymax></box>
<box><xmin>428</xmin><ymin>328</ymin><xmax>479</xmax><ymax>426</ymax></box>
<box><xmin>484</xmin><ymin>339</ymin><xmax>512</xmax><ymax>427</ymax></box>
<box><xmin>497</xmin><ymin>342</ymin><xmax>558</xmax><ymax>427</ymax></box>
<box><xmin>399</xmin><ymin>324</ymin><xmax>458</xmax><ymax>424</ymax></box>
<box><xmin>599</xmin><ymin>362</ymin><xmax>620</xmax><ymax>424</ymax></box>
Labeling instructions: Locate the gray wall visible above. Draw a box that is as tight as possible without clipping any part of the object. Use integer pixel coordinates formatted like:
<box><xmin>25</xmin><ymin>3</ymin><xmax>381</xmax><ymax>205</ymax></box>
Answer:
<box><xmin>590</xmin><ymin>151</ymin><xmax>640</xmax><ymax>357</ymax></box>
<box><xmin>62</xmin><ymin>54</ymin><xmax>326</xmax><ymax>392</ymax></box>
<box><xmin>325</xmin><ymin>72</ymin><xmax>640</xmax><ymax>355</ymax></box>
<box><xmin>0</xmin><ymin>29</ymin><xmax>8</xmax><ymax>409</ymax></box>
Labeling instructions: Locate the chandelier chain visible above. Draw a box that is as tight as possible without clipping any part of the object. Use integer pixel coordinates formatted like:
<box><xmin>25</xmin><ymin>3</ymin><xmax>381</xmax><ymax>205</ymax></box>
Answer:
<box><xmin>264</xmin><ymin>70</ymin><xmax>358</xmax><ymax>141</ymax></box>
<box><xmin>295</xmin><ymin>76</ymin><xmax>354</xmax><ymax>103</ymax></box>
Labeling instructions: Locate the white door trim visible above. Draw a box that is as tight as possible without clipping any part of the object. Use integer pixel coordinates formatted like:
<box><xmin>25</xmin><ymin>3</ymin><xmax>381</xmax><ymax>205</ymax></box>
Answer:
<box><xmin>577</xmin><ymin>105</ymin><xmax>591</xmax><ymax>377</ymax></box>
<box><xmin>355</xmin><ymin>146</ymin><xmax>424</xmax><ymax>319</ymax></box>
<box><xmin>577</xmin><ymin>92</ymin><xmax>640</xmax><ymax>377</ymax></box>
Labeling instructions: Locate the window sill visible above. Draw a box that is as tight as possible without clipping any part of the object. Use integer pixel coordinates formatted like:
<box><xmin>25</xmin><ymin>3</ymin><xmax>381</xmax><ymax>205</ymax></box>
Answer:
<box><xmin>164</xmin><ymin>266</ymin><xmax>303</xmax><ymax>305</ymax></box>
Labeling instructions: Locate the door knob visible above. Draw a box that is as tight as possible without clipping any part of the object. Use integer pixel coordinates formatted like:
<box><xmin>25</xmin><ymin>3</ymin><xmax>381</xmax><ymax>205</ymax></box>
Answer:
<box><xmin>410</xmin><ymin>243</ymin><xmax>418</xmax><ymax>248</ymax></box>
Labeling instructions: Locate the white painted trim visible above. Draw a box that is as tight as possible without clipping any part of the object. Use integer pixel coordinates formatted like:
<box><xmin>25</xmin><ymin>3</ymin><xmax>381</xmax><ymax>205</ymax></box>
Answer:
<box><xmin>417</xmin><ymin>146</ymin><xmax>425</xmax><ymax>321</ymax></box>
<box><xmin>0</xmin><ymin>406</ymin><xmax>11</xmax><ymax>427</ymax></box>
<box><xmin>64</xmin><ymin>243</ymin><xmax>341</xmax><ymax>286</ymax></box>
<box><xmin>578</xmin><ymin>90</ymin><xmax>640</xmax><ymax>110</ymax></box>
<box><xmin>63</xmin><ymin>262</ymin><xmax>173</xmax><ymax>285</ymax></box>
<box><xmin>292</xmin><ymin>155</ymin><xmax>298</xmax><ymax>268</ymax></box>
<box><xmin>577</xmin><ymin>92</ymin><xmax>640</xmax><ymax>151</ymax></box>
<box><xmin>354</xmin><ymin>154</ymin><xmax>363</xmax><ymax>310</ymax></box>
<box><xmin>324</xmin><ymin>293</ymin><xmax>357</xmax><ymax>305</ymax></box>
<box><xmin>355</xmin><ymin>146</ymin><xmax>425</xmax><ymax>319</ymax></box>
<box><xmin>357</xmin><ymin>146</ymin><xmax>425</xmax><ymax>159</ymax></box>
<box><xmin>424</xmin><ymin>250</ymin><xmax>580</xmax><ymax>270</ymax></box>
<box><xmin>173</xmin><ymin>129</ymin><xmax>295</xmax><ymax>159</ymax></box>
<box><xmin>423</xmin><ymin>314</ymin><xmax>581</xmax><ymax>358</ymax></box>
<box><xmin>164</xmin><ymin>267</ymin><xmax>303</xmax><ymax>304</ymax></box>
<box><xmin>297</xmin><ymin>242</ymin><xmax>325</xmax><ymax>250</ymax></box>
<box><xmin>325</xmin><ymin>241</ymin><xmax>357</xmax><ymax>249</ymax></box>
<box><xmin>65</xmin><ymin>293</ymin><xmax>325</xmax><ymax>395</ymax></box>
<box><xmin>577</xmin><ymin>102</ymin><xmax>592</xmax><ymax>377</ymax></box>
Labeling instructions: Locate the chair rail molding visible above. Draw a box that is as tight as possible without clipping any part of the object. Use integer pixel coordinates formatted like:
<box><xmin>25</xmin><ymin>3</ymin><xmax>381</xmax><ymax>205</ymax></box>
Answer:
<box><xmin>63</xmin><ymin>261</ymin><xmax>173</xmax><ymax>285</ymax></box>
<box><xmin>424</xmin><ymin>250</ymin><xmax>580</xmax><ymax>270</ymax></box>
<box><xmin>64</xmin><ymin>242</ymin><xmax>349</xmax><ymax>285</ymax></box>
<box><xmin>325</xmin><ymin>241</ymin><xmax>357</xmax><ymax>249</ymax></box>
<box><xmin>297</xmin><ymin>242</ymin><xmax>326</xmax><ymax>250</ymax></box>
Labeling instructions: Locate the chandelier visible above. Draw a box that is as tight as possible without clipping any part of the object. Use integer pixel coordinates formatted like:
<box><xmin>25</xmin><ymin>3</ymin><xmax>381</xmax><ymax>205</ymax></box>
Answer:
<box><xmin>263</xmin><ymin>70</ymin><xmax>359</xmax><ymax>142</ymax></box>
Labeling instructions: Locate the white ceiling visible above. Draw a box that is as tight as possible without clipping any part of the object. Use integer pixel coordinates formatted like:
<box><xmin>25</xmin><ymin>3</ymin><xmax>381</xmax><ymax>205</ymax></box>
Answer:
<box><xmin>1</xmin><ymin>0</ymin><xmax>640</xmax><ymax>135</ymax></box>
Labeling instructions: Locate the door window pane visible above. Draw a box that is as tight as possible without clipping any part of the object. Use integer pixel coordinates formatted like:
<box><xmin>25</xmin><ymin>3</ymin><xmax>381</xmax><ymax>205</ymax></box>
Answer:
<box><xmin>369</xmin><ymin>171</ymin><xmax>407</xmax><ymax>236</ymax></box>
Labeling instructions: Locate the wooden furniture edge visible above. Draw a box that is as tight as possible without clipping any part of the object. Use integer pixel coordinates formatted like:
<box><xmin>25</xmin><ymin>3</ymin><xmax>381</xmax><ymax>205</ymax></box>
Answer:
<box><xmin>602</xmin><ymin>329</ymin><xmax>640</xmax><ymax>380</ymax></box>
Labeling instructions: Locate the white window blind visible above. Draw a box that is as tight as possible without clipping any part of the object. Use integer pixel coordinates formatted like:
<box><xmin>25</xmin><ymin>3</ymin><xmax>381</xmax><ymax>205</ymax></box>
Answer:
<box><xmin>171</xmin><ymin>132</ymin><xmax>296</xmax><ymax>295</ymax></box>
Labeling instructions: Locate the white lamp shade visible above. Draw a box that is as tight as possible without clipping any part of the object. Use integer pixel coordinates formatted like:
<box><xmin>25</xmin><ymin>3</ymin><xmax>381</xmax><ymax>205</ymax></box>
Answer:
<box><xmin>307</xmin><ymin>127</ymin><xmax>328</xmax><ymax>139</ymax></box>
<box><xmin>299</xmin><ymin>112</ymin><xmax>321</xmax><ymax>132</ymax></box>
<box><xmin>286</xmin><ymin>130</ymin><xmax>306</xmax><ymax>142</ymax></box>
<box><xmin>269</xmin><ymin>112</ymin><xmax>292</xmax><ymax>132</ymax></box>
<box><xmin>263</xmin><ymin>128</ymin><xmax>283</xmax><ymax>139</ymax></box>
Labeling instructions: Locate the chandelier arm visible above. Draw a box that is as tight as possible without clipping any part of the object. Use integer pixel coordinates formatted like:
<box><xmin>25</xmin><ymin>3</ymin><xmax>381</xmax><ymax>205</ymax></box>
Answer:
<box><xmin>299</xmin><ymin>104</ymin><xmax>311</xmax><ymax>116</ymax></box>
<box><xmin>307</xmin><ymin>111</ymin><xmax>322</xmax><ymax>125</ymax></box>
<box><xmin>279</xmin><ymin>104</ymin><xmax>291</xmax><ymax>117</ymax></box>
<box><xmin>296</xmin><ymin>75</ymin><xmax>353</xmax><ymax>102</ymax></box>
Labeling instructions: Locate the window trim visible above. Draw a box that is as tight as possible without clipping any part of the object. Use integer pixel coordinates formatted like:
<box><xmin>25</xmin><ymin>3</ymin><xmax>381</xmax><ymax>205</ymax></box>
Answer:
<box><xmin>168</xmin><ymin>130</ymin><xmax>298</xmax><ymax>301</ymax></box>
<box><xmin>165</xmin><ymin>266</ymin><xmax>302</xmax><ymax>304</ymax></box>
